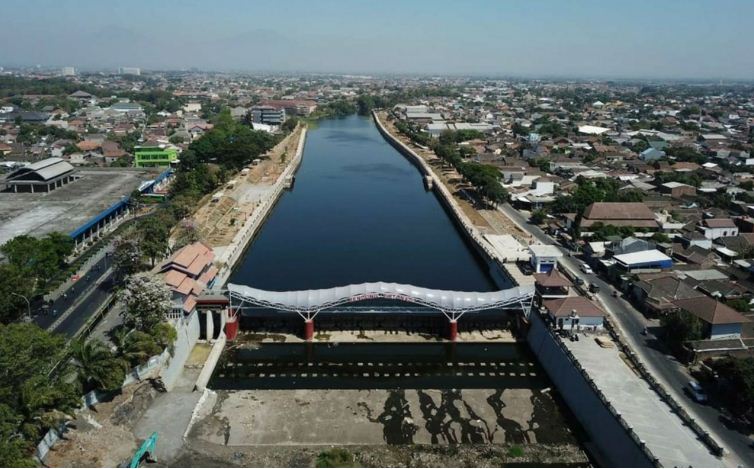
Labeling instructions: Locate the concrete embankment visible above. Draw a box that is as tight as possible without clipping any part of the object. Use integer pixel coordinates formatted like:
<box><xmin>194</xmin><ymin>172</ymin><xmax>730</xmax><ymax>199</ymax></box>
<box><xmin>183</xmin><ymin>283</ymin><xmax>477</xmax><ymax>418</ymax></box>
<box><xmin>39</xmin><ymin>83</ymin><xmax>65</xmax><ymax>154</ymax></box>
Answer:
<box><xmin>372</xmin><ymin>111</ymin><xmax>516</xmax><ymax>288</ymax></box>
<box><xmin>215</xmin><ymin>128</ymin><xmax>307</xmax><ymax>286</ymax></box>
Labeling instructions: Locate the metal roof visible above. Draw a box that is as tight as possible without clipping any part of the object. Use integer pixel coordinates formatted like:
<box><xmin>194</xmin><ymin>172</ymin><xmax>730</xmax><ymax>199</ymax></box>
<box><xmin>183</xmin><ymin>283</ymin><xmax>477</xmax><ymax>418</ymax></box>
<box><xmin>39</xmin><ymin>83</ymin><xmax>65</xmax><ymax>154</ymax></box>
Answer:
<box><xmin>228</xmin><ymin>281</ymin><xmax>535</xmax><ymax>315</ymax></box>
<box><xmin>6</xmin><ymin>157</ymin><xmax>74</xmax><ymax>182</ymax></box>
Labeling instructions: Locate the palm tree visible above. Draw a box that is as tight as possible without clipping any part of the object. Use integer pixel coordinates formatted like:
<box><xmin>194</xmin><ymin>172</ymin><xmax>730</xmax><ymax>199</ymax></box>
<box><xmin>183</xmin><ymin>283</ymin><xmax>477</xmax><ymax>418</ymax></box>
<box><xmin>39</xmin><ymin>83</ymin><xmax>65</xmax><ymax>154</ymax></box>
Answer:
<box><xmin>70</xmin><ymin>339</ymin><xmax>127</xmax><ymax>393</ymax></box>
<box><xmin>110</xmin><ymin>326</ymin><xmax>161</xmax><ymax>367</ymax></box>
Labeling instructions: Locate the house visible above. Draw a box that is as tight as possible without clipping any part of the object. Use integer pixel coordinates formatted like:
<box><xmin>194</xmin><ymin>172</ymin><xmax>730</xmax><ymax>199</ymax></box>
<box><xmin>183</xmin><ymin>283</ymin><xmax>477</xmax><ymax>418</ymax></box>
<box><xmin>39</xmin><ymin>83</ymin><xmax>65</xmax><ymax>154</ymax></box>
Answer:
<box><xmin>543</xmin><ymin>296</ymin><xmax>605</xmax><ymax>331</ymax></box>
<box><xmin>698</xmin><ymin>218</ymin><xmax>739</xmax><ymax>240</ymax></box>
<box><xmin>534</xmin><ymin>269</ymin><xmax>572</xmax><ymax>300</ymax></box>
<box><xmin>672</xmin><ymin>297</ymin><xmax>750</xmax><ymax>340</ymax></box>
<box><xmin>579</xmin><ymin>202</ymin><xmax>659</xmax><ymax>232</ymax></box>
<box><xmin>159</xmin><ymin>242</ymin><xmax>218</xmax><ymax>315</ymax></box>
<box><xmin>640</xmin><ymin>147</ymin><xmax>666</xmax><ymax>161</ymax></box>
<box><xmin>606</xmin><ymin>237</ymin><xmax>654</xmax><ymax>257</ymax></box>
<box><xmin>631</xmin><ymin>273</ymin><xmax>705</xmax><ymax>315</ymax></box>
<box><xmin>660</xmin><ymin>182</ymin><xmax>696</xmax><ymax>198</ymax></box>
<box><xmin>529</xmin><ymin>244</ymin><xmax>563</xmax><ymax>273</ymax></box>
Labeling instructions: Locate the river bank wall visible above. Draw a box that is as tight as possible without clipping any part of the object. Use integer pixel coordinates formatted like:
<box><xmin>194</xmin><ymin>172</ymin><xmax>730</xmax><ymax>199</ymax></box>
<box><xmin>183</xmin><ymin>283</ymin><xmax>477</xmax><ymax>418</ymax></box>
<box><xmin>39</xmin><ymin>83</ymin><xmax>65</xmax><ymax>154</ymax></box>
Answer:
<box><xmin>215</xmin><ymin>127</ymin><xmax>307</xmax><ymax>286</ymax></box>
<box><xmin>372</xmin><ymin>111</ymin><xmax>515</xmax><ymax>288</ymax></box>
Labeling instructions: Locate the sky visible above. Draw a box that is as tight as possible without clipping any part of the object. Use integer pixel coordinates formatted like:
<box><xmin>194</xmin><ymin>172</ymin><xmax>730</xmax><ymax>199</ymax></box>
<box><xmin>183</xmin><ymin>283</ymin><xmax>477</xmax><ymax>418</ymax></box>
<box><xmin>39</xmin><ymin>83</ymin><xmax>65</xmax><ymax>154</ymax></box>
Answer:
<box><xmin>2</xmin><ymin>0</ymin><xmax>753</xmax><ymax>79</ymax></box>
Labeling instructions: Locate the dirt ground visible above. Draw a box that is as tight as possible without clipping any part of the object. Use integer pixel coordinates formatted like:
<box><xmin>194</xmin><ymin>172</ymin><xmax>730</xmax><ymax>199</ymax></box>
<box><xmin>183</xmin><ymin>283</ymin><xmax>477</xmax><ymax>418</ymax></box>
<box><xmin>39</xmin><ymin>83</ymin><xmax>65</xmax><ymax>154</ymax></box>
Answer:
<box><xmin>45</xmin><ymin>382</ymin><xmax>160</xmax><ymax>468</ymax></box>
<box><xmin>189</xmin><ymin>387</ymin><xmax>578</xmax><ymax>447</ymax></box>
<box><xmin>170</xmin><ymin>442</ymin><xmax>588</xmax><ymax>468</ymax></box>
<box><xmin>188</xmin><ymin>126</ymin><xmax>304</xmax><ymax>247</ymax></box>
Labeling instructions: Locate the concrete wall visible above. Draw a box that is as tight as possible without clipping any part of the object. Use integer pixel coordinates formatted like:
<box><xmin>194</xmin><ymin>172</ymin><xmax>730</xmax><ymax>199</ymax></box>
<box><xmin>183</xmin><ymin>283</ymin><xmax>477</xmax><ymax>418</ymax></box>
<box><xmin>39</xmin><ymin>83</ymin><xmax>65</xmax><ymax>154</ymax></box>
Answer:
<box><xmin>160</xmin><ymin>311</ymin><xmax>201</xmax><ymax>390</ymax></box>
<box><xmin>527</xmin><ymin>312</ymin><xmax>654</xmax><ymax>468</ymax></box>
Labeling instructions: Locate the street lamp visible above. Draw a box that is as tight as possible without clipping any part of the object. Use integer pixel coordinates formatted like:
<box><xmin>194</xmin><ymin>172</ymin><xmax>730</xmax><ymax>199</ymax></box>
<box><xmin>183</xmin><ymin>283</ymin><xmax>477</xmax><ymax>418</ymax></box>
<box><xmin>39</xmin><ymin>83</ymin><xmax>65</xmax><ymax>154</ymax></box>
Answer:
<box><xmin>11</xmin><ymin>293</ymin><xmax>31</xmax><ymax>322</ymax></box>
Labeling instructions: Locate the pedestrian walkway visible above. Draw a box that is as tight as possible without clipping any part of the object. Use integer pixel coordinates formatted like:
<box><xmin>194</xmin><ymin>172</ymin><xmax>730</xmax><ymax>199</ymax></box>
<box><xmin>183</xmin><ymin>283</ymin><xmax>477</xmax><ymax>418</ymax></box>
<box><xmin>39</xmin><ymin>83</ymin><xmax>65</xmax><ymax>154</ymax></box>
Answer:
<box><xmin>565</xmin><ymin>337</ymin><xmax>722</xmax><ymax>467</ymax></box>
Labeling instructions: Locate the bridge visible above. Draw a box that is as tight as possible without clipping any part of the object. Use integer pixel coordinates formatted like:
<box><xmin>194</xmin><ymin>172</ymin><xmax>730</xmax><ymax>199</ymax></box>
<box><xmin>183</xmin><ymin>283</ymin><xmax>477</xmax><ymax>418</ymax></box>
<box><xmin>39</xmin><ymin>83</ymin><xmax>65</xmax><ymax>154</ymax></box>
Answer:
<box><xmin>224</xmin><ymin>281</ymin><xmax>535</xmax><ymax>341</ymax></box>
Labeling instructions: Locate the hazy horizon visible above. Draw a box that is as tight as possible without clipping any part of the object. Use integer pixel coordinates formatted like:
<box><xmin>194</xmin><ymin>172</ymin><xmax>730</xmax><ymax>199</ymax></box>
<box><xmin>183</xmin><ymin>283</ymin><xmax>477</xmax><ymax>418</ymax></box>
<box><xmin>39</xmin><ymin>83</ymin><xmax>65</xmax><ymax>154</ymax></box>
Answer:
<box><xmin>3</xmin><ymin>0</ymin><xmax>754</xmax><ymax>80</ymax></box>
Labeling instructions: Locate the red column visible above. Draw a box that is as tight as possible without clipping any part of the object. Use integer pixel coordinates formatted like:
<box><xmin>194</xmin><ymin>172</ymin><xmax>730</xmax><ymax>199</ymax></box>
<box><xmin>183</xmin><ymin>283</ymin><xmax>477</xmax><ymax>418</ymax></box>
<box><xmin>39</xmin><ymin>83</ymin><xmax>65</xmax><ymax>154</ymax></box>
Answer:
<box><xmin>304</xmin><ymin>319</ymin><xmax>314</xmax><ymax>341</ymax></box>
<box><xmin>448</xmin><ymin>319</ymin><xmax>458</xmax><ymax>342</ymax></box>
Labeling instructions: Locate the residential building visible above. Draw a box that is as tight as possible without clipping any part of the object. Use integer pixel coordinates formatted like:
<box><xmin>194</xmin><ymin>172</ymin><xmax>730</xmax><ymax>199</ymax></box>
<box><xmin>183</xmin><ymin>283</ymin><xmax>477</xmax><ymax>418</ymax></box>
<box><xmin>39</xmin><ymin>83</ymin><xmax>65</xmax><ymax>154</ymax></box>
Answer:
<box><xmin>698</xmin><ymin>218</ymin><xmax>739</xmax><ymax>240</ymax></box>
<box><xmin>543</xmin><ymin>296</ymin><xmax>605</xmax><ymax>331</ymax></box>
<box><xmin>579</xmin><ymin>202</ymin><xmax>659</xmax><ymax>232</ymax></box>
<box><xmin>673</xmin><ymin>297</ymin><xmax>750</xmax><ymax>340</ymax></box>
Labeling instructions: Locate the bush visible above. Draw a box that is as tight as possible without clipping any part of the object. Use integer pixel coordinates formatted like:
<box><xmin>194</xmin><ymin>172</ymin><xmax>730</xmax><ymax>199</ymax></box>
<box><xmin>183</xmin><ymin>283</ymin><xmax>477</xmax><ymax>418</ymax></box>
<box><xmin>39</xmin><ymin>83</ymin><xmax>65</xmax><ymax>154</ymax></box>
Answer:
<box><xmin>507</xmin><ymin>445</ymin><xmax>525</xmax><ymax>458</ymax></box>
<box><xmin>316</xmin><ymin>448</ymin><xmax>354</xmax><ymax>468</ymax></box>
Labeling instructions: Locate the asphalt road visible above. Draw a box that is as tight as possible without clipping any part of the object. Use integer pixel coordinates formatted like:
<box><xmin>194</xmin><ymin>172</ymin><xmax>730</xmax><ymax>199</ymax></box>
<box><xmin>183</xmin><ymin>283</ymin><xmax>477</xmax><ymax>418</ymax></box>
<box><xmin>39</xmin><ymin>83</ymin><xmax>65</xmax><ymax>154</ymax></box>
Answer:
<box><xmin>499</xmin><ymin>203</ymin><xmax>754</xmax><ymax>467</ymax></box>
<box><xmin>32</xmin><ymin>252</ymin><xmax>113</xmax><ymax>331</ymax></box>
<box><xmin>51</xmin><ymin>270</ymin><xmax>116</xmax><ymax>338</ymax></box>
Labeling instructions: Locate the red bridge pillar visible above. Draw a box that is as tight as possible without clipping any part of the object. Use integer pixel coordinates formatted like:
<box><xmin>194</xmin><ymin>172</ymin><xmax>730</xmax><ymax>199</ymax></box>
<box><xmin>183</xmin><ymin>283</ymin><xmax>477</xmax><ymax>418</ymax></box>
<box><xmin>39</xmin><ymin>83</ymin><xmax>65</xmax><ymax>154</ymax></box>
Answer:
<box><xmin>304</xmin><ymin>319</ymin><xmax>314</xmax><ymax>341</ymax></box>
<box><xmin>448</xmin><ymin>319</ymin><xmax>458</xmax><ymax>342</ymax></box>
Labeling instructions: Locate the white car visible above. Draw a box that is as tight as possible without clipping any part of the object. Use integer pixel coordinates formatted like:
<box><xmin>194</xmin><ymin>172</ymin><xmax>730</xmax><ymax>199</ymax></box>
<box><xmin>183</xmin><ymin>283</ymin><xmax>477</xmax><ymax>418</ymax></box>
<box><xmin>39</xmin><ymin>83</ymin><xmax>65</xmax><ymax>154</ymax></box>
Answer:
<box><xmin>580</xmin><ymin>263</ymin><xmax>593</xmax><ymax>274</ymax></box>
<box><xmin>687</xmin><ymin>380</ymin><xmax>708</xmax><ymax>403</ymax></box>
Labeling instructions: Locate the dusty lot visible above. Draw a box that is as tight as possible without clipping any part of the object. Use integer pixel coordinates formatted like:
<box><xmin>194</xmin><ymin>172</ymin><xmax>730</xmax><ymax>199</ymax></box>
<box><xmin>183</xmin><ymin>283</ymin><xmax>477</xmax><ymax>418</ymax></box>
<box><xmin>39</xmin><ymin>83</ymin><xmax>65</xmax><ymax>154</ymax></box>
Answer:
<box><xmin>189</xmin><ymin>387</ymin><xmax>578</xmax><ymax>447</ymax></box>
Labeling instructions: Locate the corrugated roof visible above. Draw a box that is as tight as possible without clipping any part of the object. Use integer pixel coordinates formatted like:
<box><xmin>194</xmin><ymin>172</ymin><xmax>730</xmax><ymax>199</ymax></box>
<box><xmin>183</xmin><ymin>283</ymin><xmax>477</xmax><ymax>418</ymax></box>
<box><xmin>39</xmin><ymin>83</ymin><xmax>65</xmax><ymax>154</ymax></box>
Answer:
<box><xmin>6</xmin><ymin>157</ymin><xmax>75</xmax><ymax>182</ymax></box>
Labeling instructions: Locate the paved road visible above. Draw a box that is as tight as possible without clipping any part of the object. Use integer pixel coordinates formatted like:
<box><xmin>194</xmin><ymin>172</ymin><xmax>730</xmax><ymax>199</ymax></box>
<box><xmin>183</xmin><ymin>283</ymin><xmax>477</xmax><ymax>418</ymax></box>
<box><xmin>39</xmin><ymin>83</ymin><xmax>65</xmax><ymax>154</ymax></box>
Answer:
<box><xmin>498</xmin><ymin>203</ymin><xmax>753</xmax><ymax>467</ymax></box>
<box><xmin>32</xmin><ymin>249</ymin><xmax>113</xmax><ymax>330</ymax></box>
<box><xmin>51</xmin><ymin>270</ymin><xmax>116</xmax><ymax>338</ymax></box>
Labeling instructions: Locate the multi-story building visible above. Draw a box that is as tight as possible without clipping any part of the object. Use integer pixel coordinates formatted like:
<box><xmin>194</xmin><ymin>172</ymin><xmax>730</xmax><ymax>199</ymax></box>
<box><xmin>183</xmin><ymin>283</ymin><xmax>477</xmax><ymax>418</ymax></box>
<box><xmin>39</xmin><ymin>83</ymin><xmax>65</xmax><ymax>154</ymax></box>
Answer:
<box><xmin>134</xmin><ymin>145</ymin><xmax>178</xmax><ymax>167</ymax></box>
<box><xmin>251</xmin><ymin>105</ymin><xmax>286</xmax><ymax>125</ymax></box>
<box><xmin>61</xmin><ymin>66</ymin><xmax>75</xmax><ymax>76</ymax></box>
<box><xmin>119</xmin><ymin>66</ymin><xmax>141</xmax><ymax>75</ymax></box>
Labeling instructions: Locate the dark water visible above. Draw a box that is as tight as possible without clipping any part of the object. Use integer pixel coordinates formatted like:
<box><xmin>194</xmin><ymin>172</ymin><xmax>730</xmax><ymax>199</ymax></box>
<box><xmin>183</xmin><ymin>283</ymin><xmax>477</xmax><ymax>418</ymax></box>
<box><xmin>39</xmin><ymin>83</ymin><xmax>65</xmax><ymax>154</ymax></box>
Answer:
<box><xmin>229</xmin><ymin>115</ymin><xmax>498</xmax><ymax>291</ymax></box>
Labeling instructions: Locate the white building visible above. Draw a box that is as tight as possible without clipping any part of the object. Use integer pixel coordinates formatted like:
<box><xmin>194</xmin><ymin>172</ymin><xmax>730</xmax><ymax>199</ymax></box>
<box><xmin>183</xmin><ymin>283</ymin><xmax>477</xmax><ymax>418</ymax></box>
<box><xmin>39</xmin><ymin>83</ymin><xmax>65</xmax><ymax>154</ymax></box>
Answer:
<box><xmin>61</xmin><ymin>66</ymin><xmax>75</xmax><ymax>76</ymax></box>
<box><xmin>529</xmin><ymin>244</ymin><xmax>563</xmax><ymax>273</ymax></box>
<box><xmin>698</xmin><ymin>218</ymin><xmax>739</xmax><ymax>240</ymax></box>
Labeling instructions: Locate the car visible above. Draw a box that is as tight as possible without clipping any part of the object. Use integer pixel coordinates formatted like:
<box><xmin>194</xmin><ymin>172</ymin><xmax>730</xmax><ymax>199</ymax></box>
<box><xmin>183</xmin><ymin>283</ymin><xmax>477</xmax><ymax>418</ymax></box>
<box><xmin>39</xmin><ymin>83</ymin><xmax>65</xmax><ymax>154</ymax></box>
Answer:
<box><xmin>573</xmin><ymin>277</ymin><xmax>585</xmax><ymax>286</ymax></box>
<box><xmin>580</xmin><ymin>263</ymin><xmax>593</xmax><ymax>274</ymax></box>
<box><xmin>687</xmin><ymin>380</ymin><xmax>708</xmax><ymax>403</ymax></box>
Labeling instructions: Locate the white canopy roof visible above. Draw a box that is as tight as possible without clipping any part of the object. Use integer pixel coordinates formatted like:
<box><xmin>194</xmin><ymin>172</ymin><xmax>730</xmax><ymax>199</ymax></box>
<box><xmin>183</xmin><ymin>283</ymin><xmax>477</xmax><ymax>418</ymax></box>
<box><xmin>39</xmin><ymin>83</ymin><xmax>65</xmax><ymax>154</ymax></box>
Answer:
<box><xmin>228</xmin><ymin>281</ymin><xmax>535</xmax><ymax>314</ymax></box>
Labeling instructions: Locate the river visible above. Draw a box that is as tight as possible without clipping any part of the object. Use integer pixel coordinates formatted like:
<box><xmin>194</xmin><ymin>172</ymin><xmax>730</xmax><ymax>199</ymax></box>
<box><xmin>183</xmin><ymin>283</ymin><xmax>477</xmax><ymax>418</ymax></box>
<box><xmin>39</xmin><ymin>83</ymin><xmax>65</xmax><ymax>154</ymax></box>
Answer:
<box><xmin>229</xmin><ymin>114</ymin><xmax>500</xmax><ymax>291</ymax></box>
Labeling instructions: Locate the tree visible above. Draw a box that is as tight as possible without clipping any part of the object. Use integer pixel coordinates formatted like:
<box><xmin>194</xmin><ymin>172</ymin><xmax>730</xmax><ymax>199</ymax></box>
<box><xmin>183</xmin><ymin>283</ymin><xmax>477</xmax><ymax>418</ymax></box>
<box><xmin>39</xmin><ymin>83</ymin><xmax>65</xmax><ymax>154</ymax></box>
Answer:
<box><xmin>282</xmin><ymin>117</ymin><xmax>299</xmax><ymax>133</ymax></box>
<box><xmin>530</xmin><ymin>209</ymin><xmax>547</xmax><ymax>225</ymax></box>
<box><xmin>0</xmin><ymin>323</ymin><xmax>80</xmax><ymax>456</ymax></box>
<box><xmin>70</xmin><ymin>339</ymin><xmax>127</xmax><ymax>393</ymax></box>
<box><xmin>137</xmin><ymin>217</ymin><xmax>169</xmax><ymax>267</ymax></box>
<box><xmin>113</xmin><ymin>236</ymin><xmax>142</xmax><ymax>278</ymax></box>
<box><xmin>0</xmin><ymin>264</ymin><xmax>34</xmax><ymax>324</ymax></box>
<box><xmin>119</xmin><ymin>273</ymin><xmax>172</xmax><ymax>331</ymax></box>
<box><xmin>661</xmin><ymin>310</ymin><xmax>703</xmax><ymax>353</ymax></box>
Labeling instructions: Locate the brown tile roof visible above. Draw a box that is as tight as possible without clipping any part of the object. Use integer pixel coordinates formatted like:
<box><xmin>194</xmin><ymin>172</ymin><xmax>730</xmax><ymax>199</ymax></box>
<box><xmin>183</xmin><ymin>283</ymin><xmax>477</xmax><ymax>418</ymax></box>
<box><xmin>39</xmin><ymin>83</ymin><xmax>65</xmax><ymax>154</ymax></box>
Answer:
<box><xmin>543</xmin><ymin>297</ymin><xmax>605</xmax><ymax>318</ymax></box>
<box><xmin>583</xmin><ymin>202</ymin><xmax>656</xmax><ymax>221</ymax></box>
<box><xmin>534</xmin><ymin>269</ymin><xmax>573</xmax><ymax>288</ymax></box>
<box><xmin>702</xmin><ymin>218</ymin><xmax>736</xmax><ymax>228</ymax></box>
<box><xmin>673</xmin><ymin>296</ymin><xmax>750</xmax><ymax>325</ymax></box>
